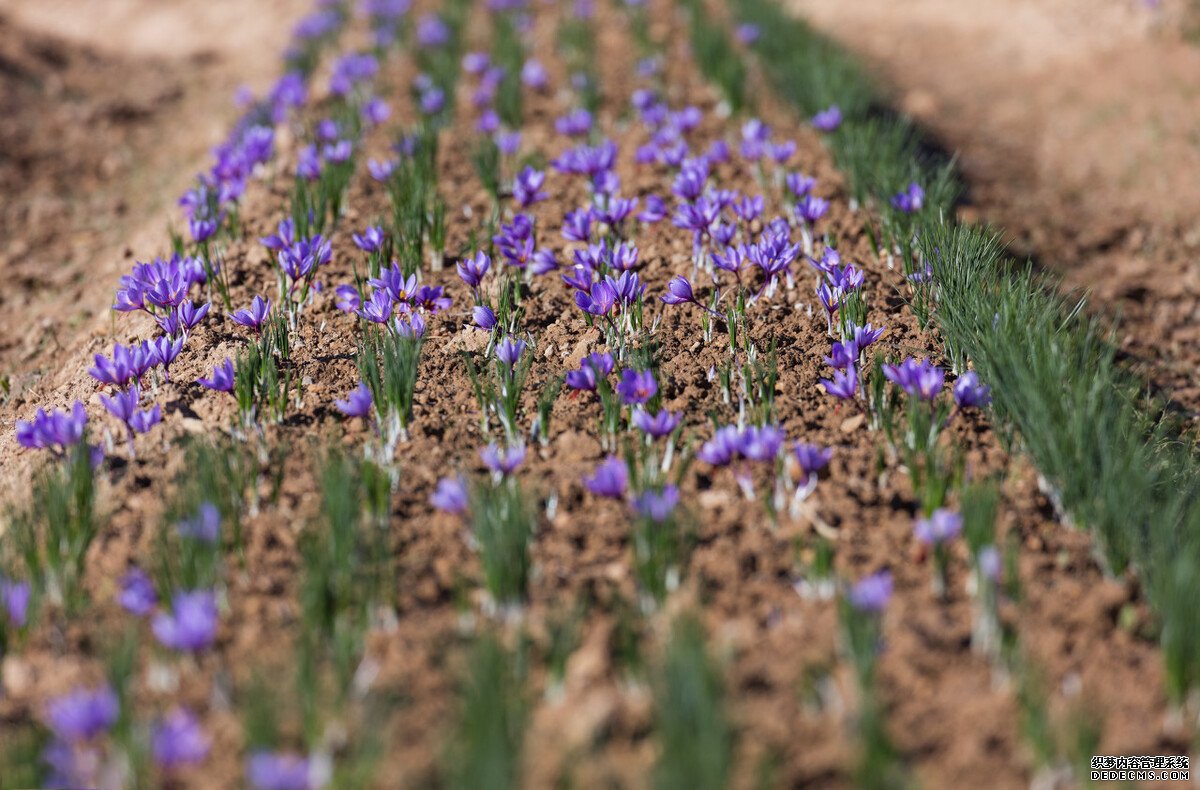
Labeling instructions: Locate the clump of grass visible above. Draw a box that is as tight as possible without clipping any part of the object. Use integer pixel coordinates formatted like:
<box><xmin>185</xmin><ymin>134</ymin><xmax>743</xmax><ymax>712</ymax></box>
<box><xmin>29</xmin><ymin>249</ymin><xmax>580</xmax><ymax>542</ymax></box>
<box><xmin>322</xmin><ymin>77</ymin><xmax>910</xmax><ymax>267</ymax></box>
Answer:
<box><xmin>468</xmin><ymin>474</ymin><xmax>535</xmax><ymax>609</ymax></box>
<box><xmin>357</xmin><ymin>323</ymin><xmax>424</xmax><ymax>448</ymax></box>
<box><xmin>678</xmin><ymin>0</ymin><xmax>748</xmax><ymax>113</ymax></box>
<box><xmin>234</xmin><ymin>313</ymin><xmax>293</xmax><ymax>427</ymax></box>
<box><xmin>297</xmin><ymin>447</ymin><xmax>394</xmax><ymax>729</ymax></box>
<box><xmin>654</xmin><ymin>616</ymin><xmax>732</xmax><ymax>790</ymax></box>
<box><xmin>446</xmin><ymin>635</ymin><xmax>528</xmax><ymax>790</ymax></box>
<box><xmin>6</xmin><ymin>442</ymin><xmax>98</xmax><ymax>613</ymax></box>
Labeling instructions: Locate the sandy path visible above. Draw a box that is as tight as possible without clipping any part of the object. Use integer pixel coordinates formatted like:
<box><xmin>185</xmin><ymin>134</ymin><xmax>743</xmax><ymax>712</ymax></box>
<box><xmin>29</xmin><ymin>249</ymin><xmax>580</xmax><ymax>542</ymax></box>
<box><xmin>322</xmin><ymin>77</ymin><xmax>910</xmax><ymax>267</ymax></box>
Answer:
<box><xmin>783</xmin><ymin>0</ymin><xmax>1200</xmax><ymax>413</ymax></box>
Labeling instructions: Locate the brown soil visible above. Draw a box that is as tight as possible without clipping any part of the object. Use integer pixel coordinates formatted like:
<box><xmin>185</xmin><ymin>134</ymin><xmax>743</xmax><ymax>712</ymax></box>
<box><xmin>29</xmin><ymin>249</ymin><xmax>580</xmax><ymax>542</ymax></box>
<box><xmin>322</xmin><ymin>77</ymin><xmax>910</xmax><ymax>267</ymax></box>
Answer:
<box><xmin>0</xmin><ymin>0</ymin><xmax>1189</xmax><ymax>788</ymax></box>
<box><xmin>785</xmin><ymin>0</ymin><xmax>1200</xmax><ymax>418</ymax></box>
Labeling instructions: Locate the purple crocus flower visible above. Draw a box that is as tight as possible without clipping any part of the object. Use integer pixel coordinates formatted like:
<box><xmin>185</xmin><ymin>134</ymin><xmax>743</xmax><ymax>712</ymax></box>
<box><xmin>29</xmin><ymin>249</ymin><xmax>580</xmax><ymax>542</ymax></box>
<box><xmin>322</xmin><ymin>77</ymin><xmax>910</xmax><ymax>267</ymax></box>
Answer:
<box><xmin>820</xmin><ymin>367</ymin><xmax>858</xmax><ymax>401</ymax></box>
<box><xmin>521</xmin><ymin>58</ymin><xmax>548</xmax><ymax>90</ymax></box>
<box><xmin>735</xmin><ymin>22</ymin><xmax>759</xmax><ymax>44</ymax></box>
<box><xmin>46</xmin><ymin>686</ymin><xmax>119</xmax><ymax>742</ymax></box>
<box><xmin>480</xmin><ymin>443</ymin><xmax>525</xmax><ymax>475</ymax></box>
<box><xmin>632</xmin><ymin>408</ymin><xmax>681</xmax><ymax>438</ymax></box>
<box><xmin>416</xmin><ymin>13</ymin><xmax>450</xmax><ymax>47</ymax></box>
<box><xmin>890</xmin><ymin>182</ymin><xmax>925</xmax><ymax>214</ymax></box>
<box><xmin>16</xmin><ymin>401</ymin><xmax>88</xmax><ymax>454</ymax></box>
<box><xmin>952</xmin><ymin>372</ymin><xmax>992</xmax><ymax>409</ymax></box>
<box><xmin>882</xmin><ymin>358</ymin><xmax>944</xmax><ymax>401</ymax></box>
<box><xmin>152</xmin><ymin>589</ymin><xmax>219</xmax><ymax>653</ymax></box>
<box><xmin>811</xmin><ymin>105</ymin><xmax>842</xmax><ymax>132</ymax></box>
<box><xmin>177</xmin><ymin>503</ymin><xmax>221</xmax><ymax>544</ymax></box>
<box><xmin>795</xmin><ymin>194</ymin><xmax>829</xmax><ymax>225</ymax></box>
<box><xmin>198</xmin><ymin>359</ymin><xmax>235</xmax><ymax>392</ymax></box>
<box><xmin>616</xmin><ymin>369</ymin><xmax>657</xmax><ymax>405</ymax></box>
<box><xmin>848</xmin><ymin>571</ymin><xmax>892</xmax><ymax>613</ymax></box>
<box><xmin>100</xmin><ymin>386</ymin><xmax>140</xmax><ymax>425</ymax></box>
<box><xmin>978</xmin><ymin>545</ymin><xmax>1002</xmax><ymax>583</ymax></box>
<box><xmin>89</xmin><ymin>343</ymin><xmax>142</xmax><ymax>388</ymax></box>
<box><xmin>152</xmin><ymin>708</ymin><xmax>210</xmax><ymax>769</ymax></box>
<box><xmin>584</xmin><ymin>456</ymin><xmax>628</xmax><ymax>498</ymax></box>
<box><xmin>793</xmin><ymin>443</ymin><xmax>832</xmax><ymax>476</ymax></box>
<box><xmin>368</xmin><ymin>158</ymin><xmax>398</xmax><ymax>181</ymax></box>
<box><xmin>118</xmin><ymin>567</ymin><xmax>158</xmax><ymax>616</ymax></box>
<box><xmin>0</xmin><ymin>578</ymin><xmax>30</xmax><ymax>628</ymax></box>
<box><xmin>914</xmin><ymin>508</ymin><xmax>963</xmax><ymax>545</ymax></box>
<box><xmin>495</xmin><ymin>336</ymin><xmax>527</xmax><ymax>368</ymax></box>
<box><xmin>565</xmin><ymin>352</ymin><xmax>614</xmax><ymax>391</ymax></box>
<box><xmin>637</xmin><ymin>195</ymin><xmax>667</xmax><ymax>224</ymax></box>
<box><xmin>230</xmin><ymin>295</ymin><xmax>272</xmax><ymax>334</ymax></box>
<box><xmin>370</xmin><ymin>263</ymin><xmax>419</xmax><ymax>304</ymax></box>
<box><xmin>786</xmin><ymin>173</ymin><xmax>816</xmax><ymax>198</ymax></box>
<box><xmin>848</xmin><ymin>322</ymin><xmax>886</xmax><ymax>350</ymax></box>
<box><xmin>697</xmin><ymin>425</ymin><xmax>742</xmax><ymax>467</ymax></box>
<box><xmin>738</xmin><ymin>424</ymin><xmax>785</xmax><ymax>462</ymax></box>
<box><xmin>334</xmin><ymin>382</ymin><xmax>373</xmax><ymax>418</ymax></box>
<box><xmin>149</xmin><ymin>335</ymin><xmax>185</xmax><ymax>379</ymax></box>
<box><xmin>575</xmin><ymin>280</ymin><xmax>618</xmax><ymax>317</ymax></box>
<box><xmin>352</xmin><ymin>226</ymin><xmax>386</xmax><ymax>253</ymax></box>
<box><xmin>513</xmin><ymin>166</ymin><xmax>548</xmax><ymax>208</ymax></box>
<box><xmin>824</xmin><ymin>340</ymin><xmax>859</xmax><ymax>370</ymax></box>
<box><xmin>176</xmin><ymin>300</ymin><xmax>211</xmax><ymax>335</ymax></box>
<box><xmin>358</xmin><ymin>289</ymin><xmax>396</xmax><ymax>324</ymax></box>
<box><xmin>472</xmin><ymin>305</ymin><xmax>497</xmax><ymax>330</ymax></box>
<box><xmin>633</xmin><ymin>485</ymin><xmax>679</xmax><ymax>522</ymax></box>
<box><xmin>431</xmin><ymin>475</ymin><xmax>469</xmax><ymax>514</ymax></box>
<box><xmin>128</xmin><ymin>404</ymin><xmax>162</xmax><ymax>437</ymax></box>
<box><xmin>334</xmin><ymin>284</ymin><xmax>361</xmax><ymax>313</ymax></box>
<box><xmin>660</xmin><ymin>276</ymin><xmax>697</xmax><ymax>306</ymax></box>
<box><xmin>246</xmin><ymin>751</ymin><xmax>313</xmax><ymax>790</ymax></box>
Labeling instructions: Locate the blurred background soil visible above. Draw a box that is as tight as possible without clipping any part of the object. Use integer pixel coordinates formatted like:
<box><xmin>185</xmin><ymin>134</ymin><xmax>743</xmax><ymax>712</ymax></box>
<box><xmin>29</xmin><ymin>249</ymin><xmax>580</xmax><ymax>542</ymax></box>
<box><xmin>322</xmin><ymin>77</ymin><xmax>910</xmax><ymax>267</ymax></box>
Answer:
<box><xmin>0</xmin><ymin>0</ymin><xmax>307</xmax><ymax>402</ymax></box>
<box><xmin>785</xmin><ymin>0</ymin><xmax>1200</xmax><ymax>416</ymax></box>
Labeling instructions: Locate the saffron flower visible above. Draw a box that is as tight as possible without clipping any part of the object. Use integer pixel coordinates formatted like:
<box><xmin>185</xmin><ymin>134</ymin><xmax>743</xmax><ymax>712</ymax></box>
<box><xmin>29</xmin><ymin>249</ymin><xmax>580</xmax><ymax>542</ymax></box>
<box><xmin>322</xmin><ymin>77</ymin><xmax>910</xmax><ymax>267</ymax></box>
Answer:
<box><xmin>431</xmin><ymin>475</ymin><xmax>469</xmax><ymax>513</ymax></box>
<box><xmin>352</xmin><ymin>225</ymin><xmax>386</xmax><ymax>253</ymax></box>
<box><xmin>632</xmin><ymin>408</ymin><xmax>681</xmax><ymax>438</ymax></box>
<box><xmin>697</xmin><ymin>425</ymin><xmax>742</xmax><ymax>467</ymax></box>
<box><xmin>660</xmin><ymin>275</ymin><xmax>696</xmax><ymax>305</ymax></box>
<box><xmin>890</xmin><ymin>182</ymin><xmax>925</xmax><ymax>214</ymax></box>
<box><xmin>0</xmin><ymin>577</ymin><xmax>29</xmax><ymax>628</ymax></box>
<box><xmin>820</xmin><ymin>367</ymin><xmax>858</xmax><ymax>400</ymax></box>
<box><xmin>16</xmin><ymin>401</ymin><xmax>88</xmax><ymax>454</ymax></box>
<box><xmin>480</xmin><ymin>442</ymin><xmax>525</xmax><ymax>475</ymax></box>
<box><xmin>152</xmin><ymin>708</ymin><xmax>210</xmax><ymax>769</ymax></box>
<box><xmin>513</xmin><ymin>166</ymin><xmax>548</xmax><ymax>208</ymax></box>
<box><xmin>584</xmin><ymin>456</ymin><xmax>628</xmax><ymax>498</ymax></box>
<box><xmin>882</xmin><ymin>357</ymin><xmax>944</xmax><ymax>401</ymax></box>
<box><xmin>118</xmin><ymin>567</ymin><xmax>158</xmax><ymax>616</ymax></box>
<box><xmin>565</xmin><ymin>352</ymin><xmax>614</xmax><ymax>391</ymax></box>
<box><xmin>952</xmin><ymin>372</ymin><xmax>992</xmax><ymax>409</ymax></box>
<box><xmin>46</xmin><ymin>686</ymin><xmax>119</xmax><ymax>742</ymax></box>
<box><xmin>152</xmin><ymin>589</ymin><xmax>219</xmax><ymax>653</ymax></box>
<box><xmin>359</xmin><ymin>289</ymin><xmax>396</xmax><ymax>324</ymax></box>
<box><xmin>575</xmin><ymin>280</ymin><xmax>618</xmax><ymax>317</ymax></box>
<box><xmin>633</xmin><ymin>485</ymin><xmax>680</xmax><ymax>522</ymax></box>
<box><xmin>824</xmin><ymin>340</ymin><xmax>858</xmax><ymax>370</ymax></box>
<box><xmin>793</xmin><ymin>443</ymin><xmax>832</xmax><ymax>476</ymax></box>
<box><xmin>495</xmin><ymin>336</ymin><xmax>527</xmax><ymax>368</ymax></box>
<box><xmin>616</xmin><ymin>369</ymin><xmax>657</xmax><ymax>405</ymax></box>
<box><xmin>149</xmin><ymin>335</ymin><xmax>185</xmax><ymax>379</ymax></box>
<box><xmin>198</xmin><ymin>359</ymin><xmax>235</xmax><ymax>392</ymax></box>
<box><xmin>334</xmin><ymin>284</ymin><xmax>361</xmax><ymax>313</ymax></box>
<box><xmin>246</xmin><ymin>751</ymin><xmax>313</xmax><ymax>790</ymax></box>
<box><xmin>738</xmin><ymin>424</ymin><xmax>785</xmax><ymax>462</ymax></box>
<box><xmin>848</xmin><ymin>571</ymin><xmax>892</xmax><ymax>613</ymax></box>
<box><xmin>457</xmin><ymin>250</ymin><xmax>491</xmax><ymax>289</ymax></box>
<box><xmin>177</xmin><ymin>503</ymin><xmax>220</xmax><ymax>544</ymax></box>
<box><xmin>848</xmin><ymin>322</ymin><xmax>886</xmax><ymax>349</ymax></box>
<box><xmin>230</xmin><ymin>295</ymin><xmax>272</xmax><ymax>334</ymax></box>
<box><xmin>811</xmin><ymin>105</ymin><xmax>842</xmax><ymax>132</ymax></box>
<box><xmin>472</xmin><ymin>305</ymin><xmax>497</xmax><ymax>330</ymax></box>
<box><xmin>914</xmin><ymin>508</ymin><xmax>963</xmax><ymax>546</ymax></box>
<box><xmin>795</xmin><ymin>194</ymin><xmax>829</xmax><ymax>225</ymax></box>
<box><xmin>334</xmin><ymin>382</ymin><xmax>373</xmax><ymax>418</ymax></box>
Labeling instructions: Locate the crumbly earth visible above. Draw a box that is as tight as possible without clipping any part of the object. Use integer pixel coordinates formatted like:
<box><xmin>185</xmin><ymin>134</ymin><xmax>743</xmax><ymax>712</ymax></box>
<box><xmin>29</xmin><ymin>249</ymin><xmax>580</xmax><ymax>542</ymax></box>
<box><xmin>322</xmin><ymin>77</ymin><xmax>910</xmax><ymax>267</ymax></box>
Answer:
<box><xmin>0</xmin><ymin>0</ymin><xmax>1190</xmax><ymax>788</ymax></box>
